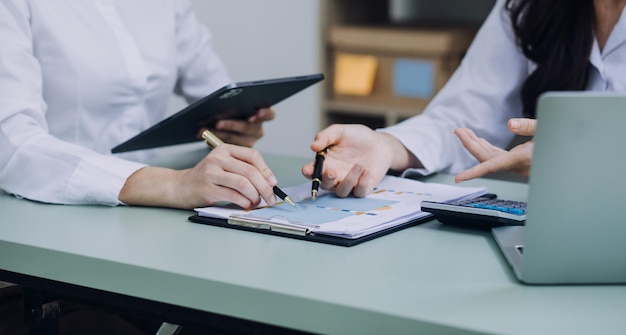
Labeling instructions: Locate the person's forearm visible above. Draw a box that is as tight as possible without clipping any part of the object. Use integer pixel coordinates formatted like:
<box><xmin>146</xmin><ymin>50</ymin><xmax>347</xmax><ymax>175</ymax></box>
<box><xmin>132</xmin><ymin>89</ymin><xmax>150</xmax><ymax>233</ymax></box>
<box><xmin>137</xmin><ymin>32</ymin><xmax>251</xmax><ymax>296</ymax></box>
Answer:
<box><xmin>119</xmin><ymin>166</ymin><xmax>188</xmax><ymax>209</ymax></box>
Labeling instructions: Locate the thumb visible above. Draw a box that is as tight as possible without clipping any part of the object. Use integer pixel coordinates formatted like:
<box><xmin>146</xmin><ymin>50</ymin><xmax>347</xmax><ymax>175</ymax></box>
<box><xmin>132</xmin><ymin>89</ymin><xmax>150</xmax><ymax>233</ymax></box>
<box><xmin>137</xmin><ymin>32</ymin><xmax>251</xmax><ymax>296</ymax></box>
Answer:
<box><xmin>508</xmin><ymin>118</ymin><xmax>537</xmax><ymax>136</ymax></box>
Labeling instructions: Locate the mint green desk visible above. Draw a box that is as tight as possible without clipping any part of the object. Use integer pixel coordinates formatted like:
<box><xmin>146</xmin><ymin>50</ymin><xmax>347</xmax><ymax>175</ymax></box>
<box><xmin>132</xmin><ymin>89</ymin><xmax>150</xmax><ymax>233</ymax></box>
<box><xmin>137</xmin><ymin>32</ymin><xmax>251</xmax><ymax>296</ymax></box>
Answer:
<box><xmin>1</xmin><ymin>146</ymin><xmax>625</xmax><ymax>334</ymax></box>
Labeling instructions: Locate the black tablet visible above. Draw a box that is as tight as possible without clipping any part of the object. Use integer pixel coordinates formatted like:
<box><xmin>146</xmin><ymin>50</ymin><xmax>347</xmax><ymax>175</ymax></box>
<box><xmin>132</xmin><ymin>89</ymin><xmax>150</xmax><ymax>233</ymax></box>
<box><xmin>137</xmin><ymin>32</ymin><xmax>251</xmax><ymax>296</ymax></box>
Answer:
<box><xmin>111</xmin><ymin>73</ymin><xmax>324</xmax><ymax>153</ymax></box>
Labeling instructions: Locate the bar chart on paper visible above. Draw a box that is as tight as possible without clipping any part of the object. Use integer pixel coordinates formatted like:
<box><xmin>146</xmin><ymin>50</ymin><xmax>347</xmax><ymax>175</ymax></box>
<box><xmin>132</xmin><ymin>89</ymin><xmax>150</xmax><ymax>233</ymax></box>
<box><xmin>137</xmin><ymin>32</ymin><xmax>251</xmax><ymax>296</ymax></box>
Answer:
<box><xmin>196</xmin><ymin>176</ymin><xmax>487</xmax><ymax>239</ymax></box>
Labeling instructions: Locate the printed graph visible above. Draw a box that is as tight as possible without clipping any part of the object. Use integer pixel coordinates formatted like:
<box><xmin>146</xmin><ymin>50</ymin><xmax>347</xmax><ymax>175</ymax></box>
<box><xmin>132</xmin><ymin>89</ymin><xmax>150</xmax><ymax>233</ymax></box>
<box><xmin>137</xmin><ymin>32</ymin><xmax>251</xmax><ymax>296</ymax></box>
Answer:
<box><xmin>249</xmin><ymin>191</ymin><xmax>401</xmax><ymax>225</ymax></box>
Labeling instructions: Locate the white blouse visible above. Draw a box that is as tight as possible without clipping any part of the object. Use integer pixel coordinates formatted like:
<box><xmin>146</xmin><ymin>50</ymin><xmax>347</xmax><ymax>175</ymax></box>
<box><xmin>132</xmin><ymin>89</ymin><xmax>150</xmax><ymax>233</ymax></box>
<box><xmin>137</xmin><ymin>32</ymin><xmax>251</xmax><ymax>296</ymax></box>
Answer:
<box><xmin>0</xmin><ymin>0</ymin><xmax>231</xmax><ymax>205</ymax></box>
<box><xmin>382</xmin><ymin>0</ymin><xmax>626</xmax><ymax>176</ymax></box>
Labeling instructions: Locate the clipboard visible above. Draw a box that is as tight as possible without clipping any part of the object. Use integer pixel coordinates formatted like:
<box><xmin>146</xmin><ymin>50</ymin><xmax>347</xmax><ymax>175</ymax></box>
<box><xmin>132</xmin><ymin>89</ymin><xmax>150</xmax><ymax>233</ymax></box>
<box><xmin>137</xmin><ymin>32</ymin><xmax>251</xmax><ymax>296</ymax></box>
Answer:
<box><xmin>189</xmin><ymin>176</ymin><xmax>488</xmax><ymax>247</ymax></box>
<box><xmin>188</xmin><ymin>214</ymin><xmax>433</xmax><ymax>247</ymax></box>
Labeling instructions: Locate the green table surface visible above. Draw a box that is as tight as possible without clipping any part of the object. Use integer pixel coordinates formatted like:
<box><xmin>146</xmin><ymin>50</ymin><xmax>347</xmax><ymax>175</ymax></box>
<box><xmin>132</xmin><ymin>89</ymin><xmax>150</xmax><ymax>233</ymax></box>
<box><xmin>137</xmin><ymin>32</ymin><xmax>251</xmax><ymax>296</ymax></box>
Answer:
<box><xmin>1</xmin><ymin>145</ymin><xmax>625</xmax><ymax>335</ymax></box>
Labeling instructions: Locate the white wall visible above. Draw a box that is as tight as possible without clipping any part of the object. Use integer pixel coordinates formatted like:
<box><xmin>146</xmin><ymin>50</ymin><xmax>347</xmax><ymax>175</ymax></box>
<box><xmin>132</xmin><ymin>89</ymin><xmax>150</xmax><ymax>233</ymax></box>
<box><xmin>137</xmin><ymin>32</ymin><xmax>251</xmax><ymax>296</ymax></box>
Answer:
<box><xmin>168</xmin><ymin>0</ymin><xmax>321</xmax><ymax>159</ymax></box>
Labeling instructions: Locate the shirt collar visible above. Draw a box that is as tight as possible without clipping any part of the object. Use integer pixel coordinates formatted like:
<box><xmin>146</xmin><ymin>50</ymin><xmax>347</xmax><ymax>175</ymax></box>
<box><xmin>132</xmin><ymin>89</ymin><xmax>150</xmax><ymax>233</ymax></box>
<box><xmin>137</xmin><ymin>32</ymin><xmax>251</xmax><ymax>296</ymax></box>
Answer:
<box><xmin>589</xmin><ymin>6</ymin><xmax>626</xmax><ymax>75</ymax></box>
<box><xmin>596</xmin><ymin>6</ymin><xmax>626</xmax><ymax>60</ymax></box>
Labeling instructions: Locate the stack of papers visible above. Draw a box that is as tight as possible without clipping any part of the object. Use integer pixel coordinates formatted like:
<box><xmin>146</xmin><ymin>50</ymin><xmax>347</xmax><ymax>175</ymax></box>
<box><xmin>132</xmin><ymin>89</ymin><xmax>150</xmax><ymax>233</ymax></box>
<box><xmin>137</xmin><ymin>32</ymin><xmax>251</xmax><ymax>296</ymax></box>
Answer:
<box><xmin>195</xmin><ymin>176</ymin><xmax>487</xmax><ymax>239</ymax></box>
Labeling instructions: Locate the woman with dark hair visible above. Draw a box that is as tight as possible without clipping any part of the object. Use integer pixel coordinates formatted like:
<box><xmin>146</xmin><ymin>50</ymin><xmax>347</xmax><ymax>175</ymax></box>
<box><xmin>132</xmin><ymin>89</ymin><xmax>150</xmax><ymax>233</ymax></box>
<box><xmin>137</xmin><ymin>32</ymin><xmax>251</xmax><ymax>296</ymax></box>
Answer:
<box><xmin>302</xmin><ymin>0</ymin><xmax>626</xmax><ymax>197</ymax></box>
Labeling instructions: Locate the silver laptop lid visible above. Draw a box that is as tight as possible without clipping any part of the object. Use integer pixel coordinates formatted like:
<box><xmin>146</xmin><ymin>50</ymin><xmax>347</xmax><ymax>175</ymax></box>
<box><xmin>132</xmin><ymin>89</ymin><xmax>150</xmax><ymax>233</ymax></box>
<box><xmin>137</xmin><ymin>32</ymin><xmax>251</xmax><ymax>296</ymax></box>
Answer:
<box><xmin>520</xmin><ymin>92</ymin><xmax>626</xmax><ymax>284</ymax></box>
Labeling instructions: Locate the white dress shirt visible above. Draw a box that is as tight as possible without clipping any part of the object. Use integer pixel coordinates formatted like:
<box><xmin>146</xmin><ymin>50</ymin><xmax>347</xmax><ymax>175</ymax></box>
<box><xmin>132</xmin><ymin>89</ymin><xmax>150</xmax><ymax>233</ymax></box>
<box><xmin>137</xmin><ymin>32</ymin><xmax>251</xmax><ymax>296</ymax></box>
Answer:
<box><xmin>382</xmin><ymin>0</ymin><xmax>626</xmax><ymax>176</ymax></box>
<box><xmin>0</xmin><ymin>0</ymin><xmax>231</xmax><ymax>205</ymax></box>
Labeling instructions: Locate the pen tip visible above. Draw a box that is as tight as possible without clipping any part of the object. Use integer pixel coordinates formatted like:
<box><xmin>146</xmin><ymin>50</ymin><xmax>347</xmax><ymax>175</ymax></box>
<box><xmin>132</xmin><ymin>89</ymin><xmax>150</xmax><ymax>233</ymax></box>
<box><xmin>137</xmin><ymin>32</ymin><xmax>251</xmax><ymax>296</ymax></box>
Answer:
<box><xmin>285</xmin><ymin>197</ymin><xmax>298</xmax><ymax>208</ymax></box>
<box><xmin>311</xmin><ymin>190</ymin><xmax>317</xmax><ymax>201</ymax></box>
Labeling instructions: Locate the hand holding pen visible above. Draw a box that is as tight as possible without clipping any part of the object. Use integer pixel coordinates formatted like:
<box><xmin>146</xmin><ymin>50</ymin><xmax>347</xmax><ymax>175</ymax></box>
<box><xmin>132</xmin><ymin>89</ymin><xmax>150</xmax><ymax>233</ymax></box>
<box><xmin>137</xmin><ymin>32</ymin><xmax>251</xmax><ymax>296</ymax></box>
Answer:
<box><xmin>304</xmin><ymin>124</ymin><xmax>394</xmax><ymax>199</ymax></box>
<box><xmin>202</xmin><ymin>130</ymin><xmax>297</xmax><ymax>208</ymax></box>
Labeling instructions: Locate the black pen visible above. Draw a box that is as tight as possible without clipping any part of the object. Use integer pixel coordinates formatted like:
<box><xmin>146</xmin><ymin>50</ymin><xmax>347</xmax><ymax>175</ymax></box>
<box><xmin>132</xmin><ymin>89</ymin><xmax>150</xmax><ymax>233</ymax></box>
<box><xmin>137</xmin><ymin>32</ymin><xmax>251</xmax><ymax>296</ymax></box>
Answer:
<box><xmin>311</xmin><ymin>148</ymin><xmax>328</xmax><ymax>200</ymax></box>
<box><xmin>201</xmin><ymin>129</ymin><xmax>297</xmax><ymax>208</ymax></box>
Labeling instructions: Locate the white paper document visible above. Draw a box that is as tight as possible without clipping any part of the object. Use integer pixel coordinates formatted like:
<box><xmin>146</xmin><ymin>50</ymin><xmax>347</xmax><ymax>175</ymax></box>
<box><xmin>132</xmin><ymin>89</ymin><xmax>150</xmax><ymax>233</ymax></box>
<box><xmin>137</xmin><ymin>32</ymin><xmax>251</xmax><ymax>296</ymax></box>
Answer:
<box><xmin>195</xmin><ymin>176</ymin><xmax>487</xmax><ymax>239</ymax></box>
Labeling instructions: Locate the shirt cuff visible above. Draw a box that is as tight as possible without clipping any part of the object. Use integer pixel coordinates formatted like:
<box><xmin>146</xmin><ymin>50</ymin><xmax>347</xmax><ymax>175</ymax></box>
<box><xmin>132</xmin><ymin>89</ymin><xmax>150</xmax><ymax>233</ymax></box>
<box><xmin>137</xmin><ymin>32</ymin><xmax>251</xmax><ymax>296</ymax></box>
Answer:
<box><xmin>65</xmin><ymin>154</ymin><xmax>146</xmax><ymax>206</ymax></box>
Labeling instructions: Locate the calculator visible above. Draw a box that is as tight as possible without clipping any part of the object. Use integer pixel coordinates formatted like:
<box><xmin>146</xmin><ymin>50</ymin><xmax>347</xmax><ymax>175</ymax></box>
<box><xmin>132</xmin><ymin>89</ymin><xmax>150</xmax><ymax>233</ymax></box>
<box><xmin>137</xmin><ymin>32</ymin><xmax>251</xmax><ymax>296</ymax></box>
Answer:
<box><xmin>420</xmin><ymin>194</ymin><xmax>526</xmax><ymax>229</ymax></box>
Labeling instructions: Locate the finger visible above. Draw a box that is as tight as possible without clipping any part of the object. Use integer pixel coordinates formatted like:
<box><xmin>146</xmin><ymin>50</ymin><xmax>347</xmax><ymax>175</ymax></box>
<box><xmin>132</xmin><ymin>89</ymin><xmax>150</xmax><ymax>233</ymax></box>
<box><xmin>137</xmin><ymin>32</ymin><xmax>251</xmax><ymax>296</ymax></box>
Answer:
<box><xmin>310</xmin><ymin>124</ymin><xmax>344</xmax><ymax>153</ymax></box>
<box><xmin>210</xmin><ymin>129</ymin><xmax>256</xmax><ymax>148</ymax></box>
<box><xmin>230</xmin><ymin>145</ymin><xmax>277</xmax><ymax>183</ymax></box>
<box><xmin>352</xmin><ymin>168</ymin><xmax>377</xmax><ymax>198</ymax></box>
<box><xmin>455</xmin><ymin>163</ymin><xmax>490</xmax><ymax>183</ymax></box>
<box><xmin>223</xmin><ymin>167</ymin><xmax>277</xmax><ymax>207</ymax></box>
<box><xmin>206</xmin><ymin>179</ymin><xmax>256</xmax><ymax>209</ymax></box>
<box><xmin>301</xmin><ymin>161</ymin><xmax>314</xmax><ymax>179</ymax></box>
<box><xmin>335</xmin><ymin>164</ymin><xmax>363</xmax><ymax>198</ymax></box>
<box><xmin>196</xmin><ymin>127</ymin><xmax>208</xmax><ymax>139</ymax></box>
<box><xmin>508</xmin><ymin>118</ymin><xmax>537</xmax><ymax>136</ymax></box>
<box><xmin>320</xmin><ymin>168</ymin><xmax>337</xmax><ymax>191</ymax></box>
<box><xmin>213</xmin><ymin>145</ymin><xmax>277</xmax><ymax>205</ymax></box>
<box><xmin>455</xmin><ymin>151</ymin><xmax>524</xmax><ymax>183</ymax></box>
<box><xmin>198</xmin><ymin>162</ymin><xmax>261</xmax><ymax>208</ymax></box>
<box><xmin>454</xmin><ymin>128</ymin><xmax>480</xmax><ymax>152</ymax></box>
<box><xmin>304</xmin><ymin>155</ymin><xmax>338</xmax><ymax>190</ymax></box>
<box><xmin>454</xmin><ymin>127</ymin><xmax>479</xmax><ymax>141</ymax></box>
<box><xmin>454</xmin><ymin>128</ymin><xmax>504</xmax><ymax>162</ymax></box>
<box><xmin>248</xmin><ymin>108</ymin><xmax>276</xmax><ymax>122</ymax></box>
<box><xmin>215</xmin><ymin>119</ymin><xmax>263</xmax><ymax>138</ymax></box>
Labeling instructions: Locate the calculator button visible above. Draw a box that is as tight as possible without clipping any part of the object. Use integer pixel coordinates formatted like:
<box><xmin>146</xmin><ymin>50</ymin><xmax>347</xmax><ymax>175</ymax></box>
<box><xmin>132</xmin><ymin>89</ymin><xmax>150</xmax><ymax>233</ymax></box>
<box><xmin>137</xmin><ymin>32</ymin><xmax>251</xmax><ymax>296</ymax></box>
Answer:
<box><xmin>468</xmin><ymin>201</ymin><xmax>526</xmax><ymax>216</ymax></box>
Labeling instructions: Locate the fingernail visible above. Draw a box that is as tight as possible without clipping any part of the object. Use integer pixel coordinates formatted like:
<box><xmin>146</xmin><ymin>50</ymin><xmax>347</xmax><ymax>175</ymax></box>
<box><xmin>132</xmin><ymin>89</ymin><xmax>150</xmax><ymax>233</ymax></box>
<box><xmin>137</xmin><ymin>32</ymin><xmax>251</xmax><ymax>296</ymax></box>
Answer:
<box><xmin>510</xmin><ymin>120</ymin><xmax>520</xmax><ymax>130</ymax></box>
<box><xmin>269</xmin><ymin>175</ymin><xmax>277</xmax><ymax>185</ymax></box>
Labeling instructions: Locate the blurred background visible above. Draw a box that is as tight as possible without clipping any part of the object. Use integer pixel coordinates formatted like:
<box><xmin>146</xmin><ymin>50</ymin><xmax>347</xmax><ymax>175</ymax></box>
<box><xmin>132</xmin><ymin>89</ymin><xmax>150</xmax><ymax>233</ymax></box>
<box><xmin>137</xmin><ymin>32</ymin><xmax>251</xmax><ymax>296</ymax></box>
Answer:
<box><xmin>169</xmin><ymin>0</ymin><xmax>494</xmax><ymax>159</ymax></box>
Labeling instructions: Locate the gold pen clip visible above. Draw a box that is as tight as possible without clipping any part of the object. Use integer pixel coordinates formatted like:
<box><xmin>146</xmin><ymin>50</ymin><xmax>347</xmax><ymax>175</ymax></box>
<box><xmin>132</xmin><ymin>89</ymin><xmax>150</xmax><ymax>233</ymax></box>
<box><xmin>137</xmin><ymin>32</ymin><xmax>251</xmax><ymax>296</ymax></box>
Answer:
<box><xmin>227</xmin><ymin>214</ymin><xmax>312</xmax><ymax>236</ymax></box>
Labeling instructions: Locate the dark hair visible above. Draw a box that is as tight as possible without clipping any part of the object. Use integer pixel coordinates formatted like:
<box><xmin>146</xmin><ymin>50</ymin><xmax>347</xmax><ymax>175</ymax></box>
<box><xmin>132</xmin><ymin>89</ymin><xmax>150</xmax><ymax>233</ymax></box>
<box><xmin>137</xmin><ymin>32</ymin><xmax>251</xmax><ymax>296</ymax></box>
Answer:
<box><xmin>505</xmin><ymin>0</ymin><xmax>594</xmax><ymax>117</ymax></box>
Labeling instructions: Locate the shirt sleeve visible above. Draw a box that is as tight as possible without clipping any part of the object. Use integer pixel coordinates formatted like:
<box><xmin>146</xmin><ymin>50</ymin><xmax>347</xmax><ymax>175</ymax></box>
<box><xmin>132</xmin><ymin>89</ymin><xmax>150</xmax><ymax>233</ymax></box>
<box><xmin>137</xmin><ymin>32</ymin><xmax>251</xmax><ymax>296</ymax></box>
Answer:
<box><xmin>173</xmin><ymin>0</ymin><xmax>232</xmax><ymax>103</ymax></box>
<box><xmin>380</xmin><ymin>0</ymin><xmax>529</xmax><ymax>176</ymax></box>
<box><xmin>0</xmin><ymin>1</ymin><xmax>145</xmax><ymax>206</ymax></box>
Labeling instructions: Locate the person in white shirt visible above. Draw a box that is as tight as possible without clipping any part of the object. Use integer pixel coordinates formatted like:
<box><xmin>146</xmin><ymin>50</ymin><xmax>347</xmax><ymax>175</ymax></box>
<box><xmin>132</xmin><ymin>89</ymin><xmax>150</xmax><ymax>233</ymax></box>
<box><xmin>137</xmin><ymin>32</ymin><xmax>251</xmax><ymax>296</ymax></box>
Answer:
<box><xmin>302</xmin><ymin>0</ymin><xmax>626</xmax><ymax>198</ymax></box>
<box><xmin>0</xmin><ymin>0</ymin><xmax>281</xmax><ymax>211</ymax></box>
<box><xmin>0</xmin><ymin>0</ymin><xmax>286</xmax><ymax>334</ymax></box>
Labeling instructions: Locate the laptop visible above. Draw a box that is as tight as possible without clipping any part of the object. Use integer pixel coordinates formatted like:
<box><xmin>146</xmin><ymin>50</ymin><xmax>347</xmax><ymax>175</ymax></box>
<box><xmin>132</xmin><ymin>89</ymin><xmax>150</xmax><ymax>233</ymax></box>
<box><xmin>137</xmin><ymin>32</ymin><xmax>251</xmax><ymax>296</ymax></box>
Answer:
<box><xmin>492</xmin><ymin>92</ymin><xmax>626</xmax><ymax>284</ymax></box>
<box><xmin>112</xmin><ymin>73</ymin><xmax>323</xmax><ymax>153</ymax></box>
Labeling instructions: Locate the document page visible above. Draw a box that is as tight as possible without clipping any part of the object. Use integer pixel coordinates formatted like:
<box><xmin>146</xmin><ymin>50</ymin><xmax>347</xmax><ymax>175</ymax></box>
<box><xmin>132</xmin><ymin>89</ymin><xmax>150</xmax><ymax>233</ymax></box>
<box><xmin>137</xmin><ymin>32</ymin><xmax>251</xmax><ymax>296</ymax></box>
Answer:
<box><xmin>195</xmin><ymin>176</ymin><xmax>487</xmax><ymax>239</ymax></box>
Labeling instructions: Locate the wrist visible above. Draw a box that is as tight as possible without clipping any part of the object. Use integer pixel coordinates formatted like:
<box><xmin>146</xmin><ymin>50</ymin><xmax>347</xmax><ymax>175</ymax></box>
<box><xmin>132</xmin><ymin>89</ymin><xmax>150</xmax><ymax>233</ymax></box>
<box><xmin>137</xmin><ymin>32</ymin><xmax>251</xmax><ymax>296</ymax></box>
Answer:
<box><xmin>379</xmin><ymin>131</ymin><xmax>422</xmax><ymax>172</ymax></box>
<box><xmin>119</xmin><ymin>166</ymin><xmax>184</xmax><ymax>208</ymax></box>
